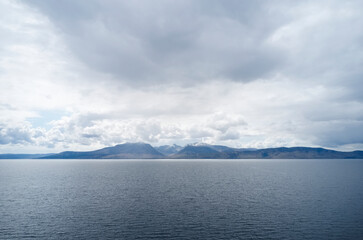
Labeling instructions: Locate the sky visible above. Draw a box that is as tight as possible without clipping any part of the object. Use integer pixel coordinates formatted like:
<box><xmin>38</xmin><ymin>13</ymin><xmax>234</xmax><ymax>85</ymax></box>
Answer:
<box><xmin>1</xmin><ymin>0</ymin><xmax>363</xmax><ymax>153</ymax></box>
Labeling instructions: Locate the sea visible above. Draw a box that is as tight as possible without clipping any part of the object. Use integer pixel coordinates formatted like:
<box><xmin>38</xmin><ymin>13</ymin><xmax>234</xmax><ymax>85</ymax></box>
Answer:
<box><xmin>0</xmin><ymin>159</ymin><xmax>362</xmax><ymax>239</ymax></box>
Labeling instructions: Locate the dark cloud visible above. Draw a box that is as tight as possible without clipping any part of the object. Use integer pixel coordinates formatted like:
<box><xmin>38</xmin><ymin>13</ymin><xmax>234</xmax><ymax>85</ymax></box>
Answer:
<box><xmin>25</xmin><ymin>0</ymin><xmax>286</xmax><ymax>85</ymax></box>
<box><xmin>218</xmin><ymin>130</ymin><xmax>241</xmax><ymax>141</ymax></box>
<box><xmin>308</xmin><ymin>121</ymin><xmax>363</xmax><ymax>147</ymax></box>
<box><xmin>81</xmin><ymin>133</ymin><xmax>100</xmax><ymax>139</ymax></box>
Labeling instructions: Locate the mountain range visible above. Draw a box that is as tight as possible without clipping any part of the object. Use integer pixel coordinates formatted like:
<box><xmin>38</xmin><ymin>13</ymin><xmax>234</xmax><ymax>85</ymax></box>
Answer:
<box><xmin>1</xmin><ymin>142</ymin><xmax>363</xmax><ymax>159</ymax></box>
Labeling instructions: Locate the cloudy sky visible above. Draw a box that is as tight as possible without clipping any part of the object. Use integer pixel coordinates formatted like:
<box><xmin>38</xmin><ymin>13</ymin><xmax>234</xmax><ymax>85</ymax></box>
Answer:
<box><xmin>1</xmin><ymin>0</ymin><xmax>363</xmax><ymax>153</ymax></box>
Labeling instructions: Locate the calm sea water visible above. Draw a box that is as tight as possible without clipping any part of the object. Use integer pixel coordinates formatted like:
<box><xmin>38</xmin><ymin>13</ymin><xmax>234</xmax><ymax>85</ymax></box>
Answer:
<box><xmin>0</xmin><ymin>159</ymin><xmax>362</xmax><ymax>239</ymax></box>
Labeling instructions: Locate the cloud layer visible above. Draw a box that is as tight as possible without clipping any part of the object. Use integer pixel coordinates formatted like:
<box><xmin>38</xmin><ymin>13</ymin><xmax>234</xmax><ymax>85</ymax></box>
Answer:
<box><xmin>1</xmin><ymin>0</ymin><xmax>363</xmax><ymax>153</ymax></box>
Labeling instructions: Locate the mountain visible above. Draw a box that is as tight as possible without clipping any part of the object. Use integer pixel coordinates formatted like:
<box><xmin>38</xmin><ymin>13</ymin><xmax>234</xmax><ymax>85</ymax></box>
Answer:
<box><xmin>155</xmin><ymin>144</ymin><xmax>183</xmax><ymax>156</ymax></box>
<box><xmin>42</xmin><ymin>143</ymin><xmax>164</xmax><ymax>159</ymax></box>
<box><xmin>207</xmin><ymin>144</ymin><xmax>236</xmax><ymax>152</ymax></box>
<box><xmin>185</xmin><ymin>143</ymin><xmax>256</xmax><ymax>152</ymax></box>
<box><xmin>2</xmin><ymin>143</ymin><xmax>363</xmax><ymax>159</ymax></box>
<box><xmin>0</xmin><ymin>153</ymin><xmax>54</xmax><ymax>159</ymax></box>
<box><xmin>171</xmin><ymin>145</ymin><xmax>363</xmax><ymax>159</ymax></box>
<box><xmin>186</xmin><ymin>143</ymin><xmax>235</xmax><ymax>152</ymax></box>
<box><xmin>230</xmin><ymin>147</ymin><xmax>363</xmax><ymax>159</ymax></box>
<box><xmin>171</xmin><ymin>145</ymin><xmax>229</xmax><ymax>159</ymax></box>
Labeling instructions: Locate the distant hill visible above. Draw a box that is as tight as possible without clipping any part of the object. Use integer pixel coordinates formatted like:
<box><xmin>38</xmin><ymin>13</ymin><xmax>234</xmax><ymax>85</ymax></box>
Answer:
<box><xmin>231</xmin><ymin>147</ymin><xmax>363</xmax><ymax>159</ymax></box>
<box><xmin>42</xmin><ymin>143</ymin><xmax>164</xmax><ymax>159</ymax></box>
<box><xmin>0</xmin><ymin>153</ymin><xmax>54</xmax><ymax>159</ymax></box>
<box><xmin>171</xmin><ymin>145</ymin><xmax>363</xmax><ymax>159</ymax></box>
<box><xmin>1</xmin><ymin>143</ymin><xmax>363</xmax><ymax>159</ymax></box>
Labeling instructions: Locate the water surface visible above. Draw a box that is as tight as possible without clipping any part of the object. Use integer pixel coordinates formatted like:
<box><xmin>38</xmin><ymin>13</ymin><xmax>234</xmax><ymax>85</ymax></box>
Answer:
<box><xmin>0</xmin><ymin>159</ymin><xmax>362</xmax><ymax>239</ymax></box>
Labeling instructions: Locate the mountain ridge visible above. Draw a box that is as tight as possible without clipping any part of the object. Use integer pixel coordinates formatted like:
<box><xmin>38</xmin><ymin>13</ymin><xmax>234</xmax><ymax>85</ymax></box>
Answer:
<box><xmin>1</xmin><ymin>143</ymin><xmax>363</xmax><ymax>159</ymax></box>
<box><xmin>39</xmin><ymin>142</ymin><xmax>165</xmax><ymax>159</ymax></box>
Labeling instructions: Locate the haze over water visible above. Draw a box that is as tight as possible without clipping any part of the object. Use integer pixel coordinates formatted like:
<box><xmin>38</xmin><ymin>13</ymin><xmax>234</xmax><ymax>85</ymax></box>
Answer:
<box><xmin>1</xmin><ymin>159</ymin><xmax>362</xmax><ymax>239</ymax></box>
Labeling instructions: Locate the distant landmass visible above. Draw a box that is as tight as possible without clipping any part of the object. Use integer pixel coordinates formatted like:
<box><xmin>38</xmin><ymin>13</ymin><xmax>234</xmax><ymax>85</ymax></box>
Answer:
<box><xmin>0</xmin><ymin>153</ymin><xmax>54</xmax><ymax>159</ymax></box>
<box><xmin>1</xmin><ymin>142</ymin><xmax>363</xmax><ymax>159</ymax></box>
<box><xmin>40</xmin><ymin>143</ymin><xmax>164</xmax><ymax>159</ymax></box>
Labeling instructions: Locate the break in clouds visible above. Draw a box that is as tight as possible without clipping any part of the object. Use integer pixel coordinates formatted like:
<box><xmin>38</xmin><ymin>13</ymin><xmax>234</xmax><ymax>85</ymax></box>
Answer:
<box><xmin>1</xmin><ymin>0</ymin><xmax>363</xmax><ymax>153</ymax></box>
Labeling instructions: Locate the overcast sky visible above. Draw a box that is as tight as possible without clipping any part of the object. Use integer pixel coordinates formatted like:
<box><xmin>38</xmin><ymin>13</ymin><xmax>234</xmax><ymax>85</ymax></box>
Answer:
<box><xmin>1</xmin><ymin>0</ymin><xmax>363</xmax><ymax>153</ymax></box>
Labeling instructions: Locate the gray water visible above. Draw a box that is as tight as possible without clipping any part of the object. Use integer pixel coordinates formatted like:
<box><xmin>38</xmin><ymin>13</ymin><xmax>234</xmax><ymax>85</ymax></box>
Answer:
<box><xmin>0</xmin><ymin>159</ymin><xmax>362</xmax><ymax>239</ymax></box>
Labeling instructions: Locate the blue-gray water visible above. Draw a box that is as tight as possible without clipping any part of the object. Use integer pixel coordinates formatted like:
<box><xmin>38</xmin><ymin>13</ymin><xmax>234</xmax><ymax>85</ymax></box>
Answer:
<box><xmin>0</xmin><ymin>159</ymin><xmax>362</xmax><ymax>239</ymax></box>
